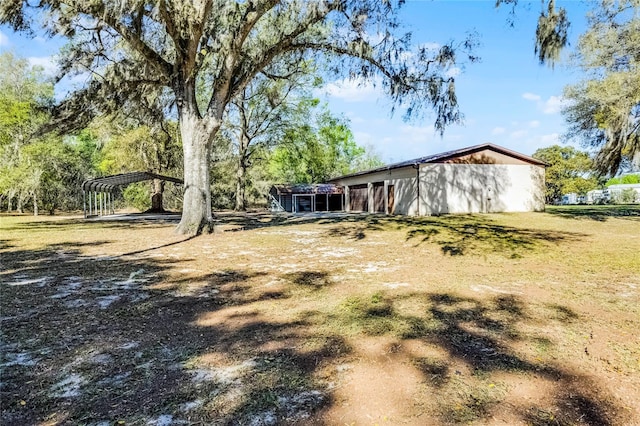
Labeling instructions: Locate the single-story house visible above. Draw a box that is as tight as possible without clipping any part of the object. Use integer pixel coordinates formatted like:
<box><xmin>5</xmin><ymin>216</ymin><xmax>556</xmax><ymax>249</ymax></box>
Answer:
<box><xmin>327</xmin><ymin>143</ymin><xmax>546</xmax><ymax>215</ymax></box>
<box><xmin>270</xmin><ymin>183</ymin><xmax>344</xmax><ymax>213</ymax></box>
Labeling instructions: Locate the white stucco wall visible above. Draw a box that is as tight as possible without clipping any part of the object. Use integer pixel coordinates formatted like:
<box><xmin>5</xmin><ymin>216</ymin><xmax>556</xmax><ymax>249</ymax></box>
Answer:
<box><xmin>332</xmin><ymin>161</ymin><xmax>545</xmax><ymax>215</ymax></box>
<box><xmin>418</xmin><ymin>163</ymin><xmax>545</xmax><ymax>214</ymax></box>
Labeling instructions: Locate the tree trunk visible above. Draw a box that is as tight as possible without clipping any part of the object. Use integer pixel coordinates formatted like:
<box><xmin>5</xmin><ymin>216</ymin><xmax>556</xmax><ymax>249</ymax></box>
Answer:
<box><xmin>17</xmin><ymin>195</ymin><xmax>23</xmax><ymax>214</ymax></box>
<box><xmin>235</xmin><ymin>157</ymin><xmax>247</xmax><ymax>211</ymax></box>
<box><xmin>234</xmin><ymin>101</ymin><xmax>251</xmax><ymax>211</ymax></box>
<box><xmin>149</xmin><ymin>178</ymin><xmax>166</xmax><ymax>213</ymax></box>
<box><xmin>176</xmin><ymin>111</ymin><xmax>217</xmax><ymax>235</ymax></box>
<box><xmin>7</xmin><ymin>195</ymin><xmax>12</xmax><ymax>213</ymax></box>
<box><xmin>33</xmin><ymin>192</ymin><xmax>38</xmax><ymax>216</ymax></box>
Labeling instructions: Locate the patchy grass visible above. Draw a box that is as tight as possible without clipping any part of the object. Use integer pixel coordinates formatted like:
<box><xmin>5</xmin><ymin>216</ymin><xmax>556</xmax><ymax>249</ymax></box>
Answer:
<box><xmin>1</xmin><ymin>207</ymin><xmax>639</xmax><ymax>425</ymax></box>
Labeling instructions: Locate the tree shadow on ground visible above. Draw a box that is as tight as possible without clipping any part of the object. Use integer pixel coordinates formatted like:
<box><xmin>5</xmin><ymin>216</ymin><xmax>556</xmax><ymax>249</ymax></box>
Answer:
<box><xmin>546</xmin><ymin>205</ymin><xmax>640</xmax><ymax>222</ymax></box>
<box><xmin>2</xmin><ymin>217</ymin><xmax>180</xmax><ymax>232</ymax></box>
<box><xmin>323</xmin><ymin>291</ymin><xmax>627</xmax><ymax>425</ymax></box>
<box><xmin>1</xmin><ymin>239</ymin><xmax>344</xmax><ymax>424</ymax></box>
<box><xmin>6</xmin><ymin>210</ymin><xmax>586</xmax><ymax>259</ymax></box>
<box><xmin>401</xmin><ymin>215</ymin><xmax>584</xmax><ymax>257</ymax></box>
<box><xmin>211</xmin><ymin>212</ymin><xmax>585</xmax><ymax>258</ymax></box>
<box><xmin>0</xmin><ymin>221</ymin><xmax>629</xmax><ymax>425</ymax></box>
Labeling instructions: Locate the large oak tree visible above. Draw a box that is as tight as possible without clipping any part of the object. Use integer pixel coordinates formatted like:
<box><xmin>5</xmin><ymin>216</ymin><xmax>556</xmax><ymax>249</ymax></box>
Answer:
<box><xmin>561</xmin><ymin>0</ymin><xmax>640</xmax><ymax>175</ymax></box>
<box><xmin>1</xmin><ymin>0</ymin><xmax>477</xmax><ymax>234</ymax></box>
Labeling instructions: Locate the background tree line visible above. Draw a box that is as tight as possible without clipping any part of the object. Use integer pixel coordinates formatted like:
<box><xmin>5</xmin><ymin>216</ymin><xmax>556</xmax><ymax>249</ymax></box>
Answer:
<box><xmin>0</xmin><ymin>51</ymin><xmax>381</xmax><ymax>215</ymax></box>
<box><xmin>533</xmin><ymin>145</ymin><xmax>639</xmax><ymax>205</ymax></box>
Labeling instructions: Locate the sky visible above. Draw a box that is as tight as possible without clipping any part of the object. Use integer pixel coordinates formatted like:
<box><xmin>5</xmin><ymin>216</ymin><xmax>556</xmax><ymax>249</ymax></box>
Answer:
<box><xmin>314</xmin><ymin>0</ymin><xmax>592</xmax><ymax>163</ymax></box>
<box><xmin>0</xmin><ymin>0</ymin><xmax>592</xmax><ymax>164</ymax></box>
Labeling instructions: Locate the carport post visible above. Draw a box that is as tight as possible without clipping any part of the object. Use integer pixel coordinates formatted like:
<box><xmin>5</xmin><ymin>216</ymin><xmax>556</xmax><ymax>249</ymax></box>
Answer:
<box><xmin>326</xmin><ymin>194</ymin><xmax>329</xmax><ymax>211</ymax></box>
<box><xmin>83</xmin><ymin>190</ymin><xmax>86</xmax><ymax>218</ymax></box>
<box><xmin>344</xmin><ymin>186</ymin><xmax>350</xmax><ymax>212</ymax></box>
<box><xmin>94</xmin><ymin>191</ymin><xmax>98</xmax><ymax>215</ymax></box>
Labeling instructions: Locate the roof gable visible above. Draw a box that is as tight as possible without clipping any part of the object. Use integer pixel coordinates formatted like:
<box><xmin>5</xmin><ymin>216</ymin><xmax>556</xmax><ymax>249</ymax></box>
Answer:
<box><xmin>327</xmin><ymin>143</ymin><xmax>546</xmax><ymax>182</ymax></box>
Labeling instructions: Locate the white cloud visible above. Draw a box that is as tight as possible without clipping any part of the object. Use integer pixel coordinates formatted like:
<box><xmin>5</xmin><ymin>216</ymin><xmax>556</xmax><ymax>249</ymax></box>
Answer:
<box><xmin>418</xmin><ymin>42</ymin><xmax>441</xmax><ymax>51</ymax></box>
<box><xmin>365</xmin><ymin>32</ymin><xmax>386</xmax><ymax>45</ymax></box>
<box><xmin>399</xmin><ymin>125</ymin><xmax>435</xmax><ymax>143</ymax></box>
<box><xmin>445</xmin><ymin>67</ymin><xmax>461</xmax><ymax>78</ymax></box>
<box><xmin>28</xmin><ymin>56</ymin><xmax>58</xmax><ymax>76</ymax></box>
<box><xmin>519</xmin><ymin>133</ymin><xmax>562</xmax><ymax>153</ymax></box>
<box><xmin>323</xmin><ymin>77</ymin><xmax>382</xmax><ymax>103</ymax></box>
<box><xmin>522</xmin><ymin>92</ymin><xmax>567</xmax><ymax>115</ymax></box>
<box><xmin>0</xmin><ymin>30</ymin><xmax>9</xmax><ymax>47</ymax></box>
<box><xmin>528</xmin><ymin>120</ymin><xmax>540</xmax><ymax>128</ymax></box>
<box><xmin>542</xmin><ymin>96</ymin><xmax>567</xmax><ymax>114</ymax></box>
<box><xmin>491</xmin><ymin>127</ymin><xmax>506</xmax><ymax>135</ymax></box>
<box><xmin>509</xmin><ymin>130</ymin><xmax>528</xmax><ymax>139</ymax></box>
<box><xmin>345</xmin><ymin>111</ymin><xmax>366</xmax><ymax>124</ymax></box>
<box><xmin>353</xmin><ymin>131</ymin><xmax>375</xmax><ymax>146</ymax></box>
<box><xmin>540</xmin><ymin>133</ymin><xmax>560</xmax><ymax>144</ymax></box>
<box><xmin>522</xmin><ymin>92</ymin><xmax>541</xmax><ymax>102</ymax></box>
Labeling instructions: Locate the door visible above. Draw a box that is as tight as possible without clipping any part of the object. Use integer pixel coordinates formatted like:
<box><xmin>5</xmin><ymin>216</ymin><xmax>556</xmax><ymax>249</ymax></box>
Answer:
<box><xmin>387</xmin><ymin>184</ymin><xmax>395</xmax><ymax>214</ymax></box>
<box><xmin>349</xmin><ymin>185</ymin><xmax>368</xmax><ymax>212</ymax></box>
<box><xmin>373</xmin><ymin>182</ymin><xmax>385</xmax><ymax>212</ymax></box>
<box><xmin>294</xmin><ymin>195</ymin><xmax>313</xmax><ymax>212</ymax></box>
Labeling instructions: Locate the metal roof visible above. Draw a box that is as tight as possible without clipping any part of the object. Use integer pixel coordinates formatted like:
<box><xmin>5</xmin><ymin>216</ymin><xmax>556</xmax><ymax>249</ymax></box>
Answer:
<box><xmin>327</xmin><ymin>143</ymin><xmax>548</xmax><ymax>182</ymax></box>
<box><xmin>271</xmin><ymin>183</ymin><xmax>344</xmax><ymax>195</ymax></box>
<box><xmin>82</xmin><ymin>171</ymin><xmax>183</xmax><ymax>192</ymax></box>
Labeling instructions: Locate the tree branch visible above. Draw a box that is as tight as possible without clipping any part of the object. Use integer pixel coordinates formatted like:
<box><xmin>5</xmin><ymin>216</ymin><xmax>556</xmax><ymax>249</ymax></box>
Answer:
<box><xmin>97</xmin><ymin>8</ymin><xmax>173</xmax><ymax>79</ymax></box>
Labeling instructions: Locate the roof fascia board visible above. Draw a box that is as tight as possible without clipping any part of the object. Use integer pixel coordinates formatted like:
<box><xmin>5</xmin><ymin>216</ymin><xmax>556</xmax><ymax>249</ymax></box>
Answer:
<box><xmin>327</xmin><ymin>143</ymin><xmax>547</xmax><ymax>182</ymax></box>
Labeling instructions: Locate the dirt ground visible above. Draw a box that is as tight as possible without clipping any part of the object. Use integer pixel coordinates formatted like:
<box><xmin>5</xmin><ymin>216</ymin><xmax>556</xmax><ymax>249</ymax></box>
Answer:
<box><xmin>1</xmin><ymin>206</ymin><xmax>639</xmax><ymax>425</ymax></box>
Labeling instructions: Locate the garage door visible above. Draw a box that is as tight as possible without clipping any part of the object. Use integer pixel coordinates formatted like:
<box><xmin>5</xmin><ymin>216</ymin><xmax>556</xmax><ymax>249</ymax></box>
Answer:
<box><xmin>373</xmin><ymin>182</ymin><xmax>385</xmax><ymax>212</ymax></box>
<box><xmin>349</xmin><ymin>184</ymin><xmax>368</xmax><ymax>212</ymax></box>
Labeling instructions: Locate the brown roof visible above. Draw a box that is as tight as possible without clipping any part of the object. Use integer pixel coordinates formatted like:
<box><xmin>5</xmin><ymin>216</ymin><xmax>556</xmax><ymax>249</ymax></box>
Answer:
<box><xmin>271</xmin><ymin>184</ymin><xmax>344</xmax><ymax>195</ymax></box>
<box><xmin>327</xmin><ymin>143</ymin><xmax>547</xmax><ymax>182</ymax></box>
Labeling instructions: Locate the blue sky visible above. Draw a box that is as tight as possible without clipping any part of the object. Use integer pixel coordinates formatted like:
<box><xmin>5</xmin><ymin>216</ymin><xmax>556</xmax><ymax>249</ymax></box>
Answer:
<box><xmin>317</xmin><ymin>0</ymin><xmax>591</xmax><ymax>163</ymax></box>
<box><xmin>0</xmin><ymin>0</ymin><xmax>591</xmax><ymax>163</ymax></box>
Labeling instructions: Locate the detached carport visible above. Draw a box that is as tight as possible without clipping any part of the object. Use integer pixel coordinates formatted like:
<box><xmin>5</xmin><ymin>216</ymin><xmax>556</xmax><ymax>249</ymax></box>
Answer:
<box><xmin>82</xmin><ymin>171</ymin><xmax>183</xmax><ymax>218</ymax></box>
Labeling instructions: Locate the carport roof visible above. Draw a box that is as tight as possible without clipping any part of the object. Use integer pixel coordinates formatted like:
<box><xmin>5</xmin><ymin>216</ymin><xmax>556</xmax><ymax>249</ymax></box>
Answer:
<box><xmin>82</xmin><ymin>171</ymin><xmax>183</xmax><ymax>192</ymax></box>
<box><xmin>271</xmin><ymin>183</ymin><xmax>344</xmax><ymax>195</ymax></box>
